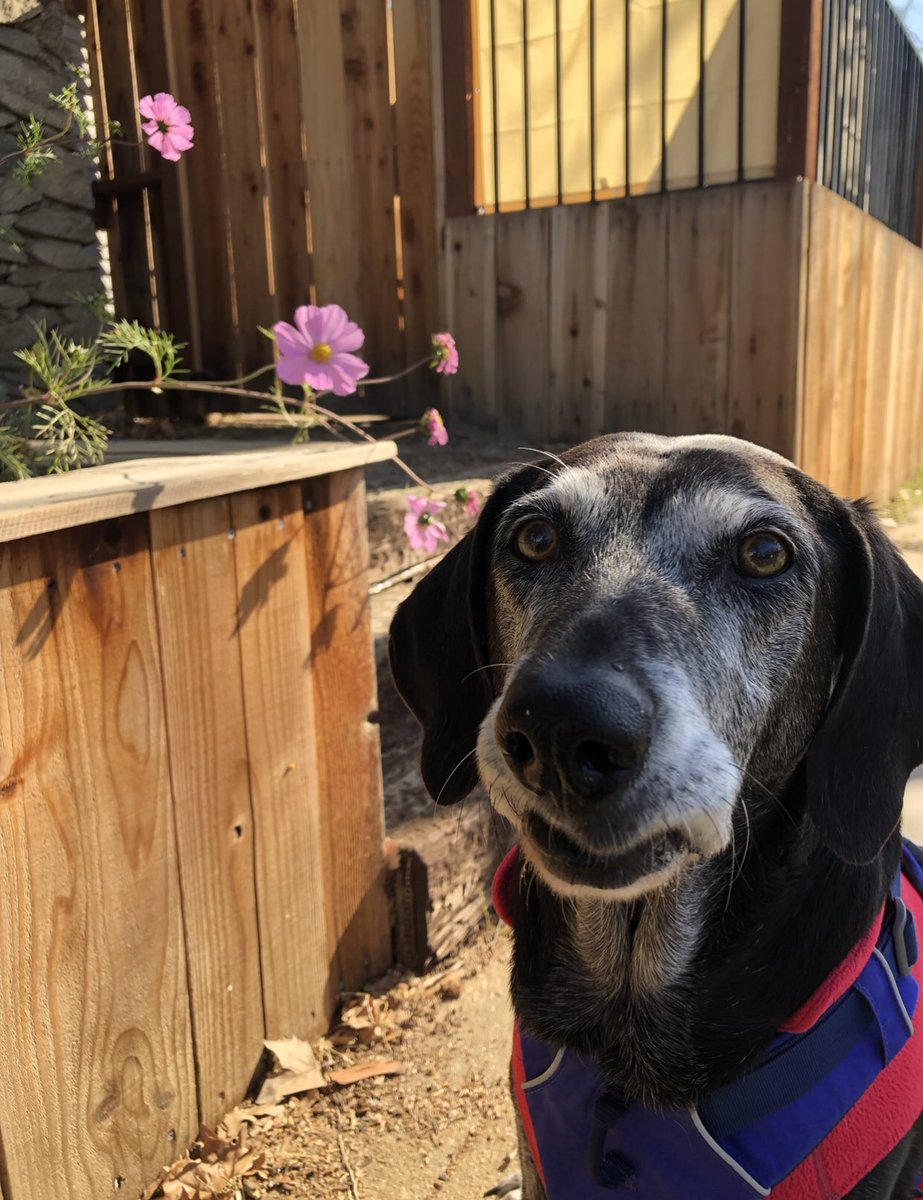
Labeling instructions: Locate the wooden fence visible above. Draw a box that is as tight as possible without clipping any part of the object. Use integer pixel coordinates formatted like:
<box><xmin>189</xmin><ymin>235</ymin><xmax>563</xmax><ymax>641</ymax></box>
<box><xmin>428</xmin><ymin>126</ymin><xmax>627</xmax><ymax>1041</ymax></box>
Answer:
<box><xmin>444</xmin><ymin>178</ymin><xmax>923</xmax><ymax>502</ymax></box>
<box><xmin>82</xmin><ymin>0</ymin><xmax>442</xmax><ymax>399</ymax></box>
<box><xmin>0</xmin><ymin>443</ymin><xmax>394</xmax><ymax>1200</ymax></box>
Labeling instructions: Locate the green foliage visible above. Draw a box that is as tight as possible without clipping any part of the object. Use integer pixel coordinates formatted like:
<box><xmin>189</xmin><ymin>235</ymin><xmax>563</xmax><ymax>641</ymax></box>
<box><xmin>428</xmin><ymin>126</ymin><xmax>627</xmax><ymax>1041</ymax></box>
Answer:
<box><xmin>13</xmin><ymin>116</ymin><xmax>56</xmax><ymax>186</ymax></box>
<box><xmin>29</xmin><ymin>404</ymin><xmax>110</xmax><ymax>474</ymax></box>
<box><xmin>98</xmin><ymin>320</ymin><xmax>185</xmax><ymax>381</ymax></box>
<box><xmin>14</xmin><ymin>324</ymin><xmax>100</xmax><ymax>401</ymax></box>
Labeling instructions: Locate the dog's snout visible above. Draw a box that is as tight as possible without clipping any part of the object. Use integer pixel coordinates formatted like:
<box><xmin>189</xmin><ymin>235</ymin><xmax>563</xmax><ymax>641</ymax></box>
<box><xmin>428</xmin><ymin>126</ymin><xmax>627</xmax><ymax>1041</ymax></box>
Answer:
<box><xmin>497</xmin><ymin>668</ymin><xmax>651</xmax><ymax>804</ymax></box>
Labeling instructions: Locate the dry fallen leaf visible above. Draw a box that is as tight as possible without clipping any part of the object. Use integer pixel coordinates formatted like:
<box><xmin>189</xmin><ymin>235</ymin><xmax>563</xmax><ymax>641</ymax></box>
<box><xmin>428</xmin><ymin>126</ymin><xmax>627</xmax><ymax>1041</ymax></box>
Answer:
<box><xmin>257</xmin><ymin>1037</ymin><xmax>326</xmax><ymax>1104</ymax></box>
<box><xmin>158</xmin><ymin>1123</ymin><xmax>267</xmax><ymax>1200</ymax></box>
<box><xmin>328</xmin><ymin>1059</ymin><xmax>406</xmax><ymax>1086</ymax></box>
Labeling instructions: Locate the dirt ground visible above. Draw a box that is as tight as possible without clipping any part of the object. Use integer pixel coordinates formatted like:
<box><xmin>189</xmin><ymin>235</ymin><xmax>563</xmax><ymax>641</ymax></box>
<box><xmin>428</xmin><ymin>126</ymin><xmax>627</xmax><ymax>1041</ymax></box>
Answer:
<box><xmin>143</xmin><ymin>435</ymin><xmax>923</xmax><ymax>1200</ymax></box>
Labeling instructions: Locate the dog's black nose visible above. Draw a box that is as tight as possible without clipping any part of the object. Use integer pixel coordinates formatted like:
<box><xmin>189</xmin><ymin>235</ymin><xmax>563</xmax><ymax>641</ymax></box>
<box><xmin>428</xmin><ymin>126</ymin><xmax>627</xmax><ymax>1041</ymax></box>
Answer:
<box><xmin>497</xmin><ymin>666</ymin><xmax>651</xmax><ymax>804</ymax></box>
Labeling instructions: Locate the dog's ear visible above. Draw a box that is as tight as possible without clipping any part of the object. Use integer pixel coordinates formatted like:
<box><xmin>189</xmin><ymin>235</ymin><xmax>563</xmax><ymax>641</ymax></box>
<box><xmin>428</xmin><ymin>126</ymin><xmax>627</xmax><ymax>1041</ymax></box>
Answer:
<box><xmin>806</xmin><ymin>499</ymin><xmax>923</xmax><ymax>864</ymax></box>
<box><xmin>389</xmin><ymin>465</ymin><xmax>548</xmax><ymax>804</ymax></box>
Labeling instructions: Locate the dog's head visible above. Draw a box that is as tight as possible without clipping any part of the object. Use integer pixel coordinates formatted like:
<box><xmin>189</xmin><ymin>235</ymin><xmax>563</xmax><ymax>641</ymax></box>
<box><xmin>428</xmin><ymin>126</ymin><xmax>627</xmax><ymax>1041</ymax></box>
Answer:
<box><xmin>390</xmin><ymin>433</ymin><xmax>923</xmax><ymax>899</ymax></box>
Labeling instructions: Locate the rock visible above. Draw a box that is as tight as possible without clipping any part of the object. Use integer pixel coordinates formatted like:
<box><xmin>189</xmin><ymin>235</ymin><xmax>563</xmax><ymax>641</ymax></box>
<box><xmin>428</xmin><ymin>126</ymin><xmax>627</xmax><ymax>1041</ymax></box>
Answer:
<box><xmin>28</xmin><ymin>237</ymin><xmax>99</xmax><ymax>270</ymax></box>
<box><xmin>35</xmin><ymin>155</ymin><xmax>95</xmax><ymax>209</ymax></box>
<box><xmin>34</xmin><ymin>10</ymin><xmax>83</xmax><ymax>64</ymax></box>
<box><xmin>0</xmin><ymin>176</ymin><xmax>37</xmax><ymax>215</ymax></box>
<box><xmin>0</xmin><ymin>78</ymin><xmax>69</xmax><ymax>130</ymax></box>
<box><xmin>29</xmin><ymin>268</ymin><xmax>103</xmax><ymax>303</ymax></box>
<box><xmin>0</xmin><ymin>21</ymin><xmax>40</xmax><ymax>58</ymax></box>
<box><xmin>13</xmin><ymin>205</ymin><xmax>96</xmax><ymax>242</ymax></box>
<box><xmin>0</xmin><ymin>0</ymin><xmax>42</xmax><ymax>23</ymax></box>
<box><xmin>0</xmin><ymin>239</ymin><xmax>26</xmax><ymax>263</ymax></box>
<box><xmin>0</xmin><ymin>282</ymin><xmax>28</xmax><ymax>307</ymax></box>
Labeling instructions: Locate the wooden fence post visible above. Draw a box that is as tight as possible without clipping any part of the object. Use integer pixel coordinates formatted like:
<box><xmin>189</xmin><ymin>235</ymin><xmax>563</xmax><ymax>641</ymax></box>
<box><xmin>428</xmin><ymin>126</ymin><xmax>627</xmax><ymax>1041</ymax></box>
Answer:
<box><xmin>776</xmin><ymin>0</ymin><xmax>825</xmax><ymax>181</ymax></box>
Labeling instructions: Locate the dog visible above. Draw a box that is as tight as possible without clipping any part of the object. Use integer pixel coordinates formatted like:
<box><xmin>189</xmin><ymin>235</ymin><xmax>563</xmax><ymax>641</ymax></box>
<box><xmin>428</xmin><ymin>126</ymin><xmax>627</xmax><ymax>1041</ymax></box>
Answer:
<box><xmin>389</xmin><ymin>433</ymin><xmax>923</xmax><ymax>1199</ymax></box>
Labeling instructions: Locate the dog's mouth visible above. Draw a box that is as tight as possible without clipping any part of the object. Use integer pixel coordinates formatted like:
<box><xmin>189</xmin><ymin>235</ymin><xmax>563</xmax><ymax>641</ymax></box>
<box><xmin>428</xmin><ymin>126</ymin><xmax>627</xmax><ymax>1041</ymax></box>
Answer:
<box><xmin>522</xmin><ymin>811</ymin><xmax>693</xmax><ymax>892</ymax></box>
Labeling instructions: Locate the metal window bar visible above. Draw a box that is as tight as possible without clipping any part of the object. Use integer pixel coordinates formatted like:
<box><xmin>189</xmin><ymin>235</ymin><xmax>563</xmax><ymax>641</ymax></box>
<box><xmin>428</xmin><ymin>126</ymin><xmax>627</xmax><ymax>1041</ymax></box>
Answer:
<box><xmin>737</xmin><ymin>0</ymin><xmax>747</xmax><ymax>183</ymax></box>
<box><xmin>818</xmin><ymin>0</ymin><xmax>923</xmax><ymax>241</ymax></box>
<box><xmin>522</xmin><ymin>0</ymin><xmax>531</xmax><ymax>209</ymax></box>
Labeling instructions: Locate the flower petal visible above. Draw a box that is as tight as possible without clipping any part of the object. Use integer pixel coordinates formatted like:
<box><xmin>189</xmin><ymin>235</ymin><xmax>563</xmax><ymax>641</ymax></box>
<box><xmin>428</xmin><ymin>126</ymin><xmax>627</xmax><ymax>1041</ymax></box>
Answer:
<box><xmin>146</xmin><ymin>129</ymin><xmax>166</xmax><ymax>153</ymax></box>
<box><xmin>172</xmin><ymin>104</ymin><xmax>193</xmax><ymax>126</ymax></box>
<box><xmin>293</xmin><ymin>304</ymin><xmax>327</xmax><ymax>345</ymax></box>
<box><xmin>335</xmin><ymin>323</ymin><xmax>365</xmax><ymax>352</ymax></box>
<box><xmin>406</xmin><ymin>496</ymin><xmax>428</xmax><ymax>516</ymax></box>
<box><xmin>273</xmin><ymin>320</ymin><xmax>307</xmax><ymax>357</ymax></box>
<box><xmin>139</xmin><ymin>94</ymin><xmax>157</xmax><ymax>119</ymax></box>
<box><xmin>275</xmin><ymin>353</ymin><xmax>313</xmax><ymax>386</ymax></box>
<box><xmin>404</xmin><ymin>512</ymin><xmax>426</xmax><ymax>551</ymax></box>
<box><xmin>302</xmin><ymin>364</ymin><xmax>335</xmax><ymax>391</ymax></box>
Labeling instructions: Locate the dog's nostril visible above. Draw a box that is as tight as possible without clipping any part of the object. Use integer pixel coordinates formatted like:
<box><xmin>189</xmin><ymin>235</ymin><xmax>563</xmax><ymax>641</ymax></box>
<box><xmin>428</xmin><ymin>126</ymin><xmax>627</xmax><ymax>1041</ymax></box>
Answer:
<box><xmin>575</xmin><ymin>738</ymin><xmax>643</xmax><ymax>778</ymax></box>
<box><xmin>504</xmin><ymin>730</ymin><xmax>536</xmax><ymax>769</ymax></box>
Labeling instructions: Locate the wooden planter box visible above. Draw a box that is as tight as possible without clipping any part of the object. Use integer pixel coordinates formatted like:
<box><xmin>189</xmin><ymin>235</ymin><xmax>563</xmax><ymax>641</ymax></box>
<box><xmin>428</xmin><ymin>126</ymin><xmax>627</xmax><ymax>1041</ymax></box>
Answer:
<box><xmin>0</xmin><ymin>442</ymin><xmax>396</xmax><ymax>1199</ymax></box>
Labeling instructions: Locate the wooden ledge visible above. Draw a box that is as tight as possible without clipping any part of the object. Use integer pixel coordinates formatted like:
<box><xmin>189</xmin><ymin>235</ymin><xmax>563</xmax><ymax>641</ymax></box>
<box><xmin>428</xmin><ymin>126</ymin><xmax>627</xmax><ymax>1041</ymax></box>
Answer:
<box><xmin>0</xmin><ymin>440</ymin><xmax>398</xmax><ymax>543</ymax></box>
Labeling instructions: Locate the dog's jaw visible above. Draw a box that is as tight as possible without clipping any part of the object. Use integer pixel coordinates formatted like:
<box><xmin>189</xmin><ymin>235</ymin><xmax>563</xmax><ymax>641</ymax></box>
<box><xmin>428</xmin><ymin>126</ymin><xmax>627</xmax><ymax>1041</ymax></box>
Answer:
<box><xmin>477</xmin><ymin>668</ymin><xmax>742</xmax><ymax>904</ymax></box>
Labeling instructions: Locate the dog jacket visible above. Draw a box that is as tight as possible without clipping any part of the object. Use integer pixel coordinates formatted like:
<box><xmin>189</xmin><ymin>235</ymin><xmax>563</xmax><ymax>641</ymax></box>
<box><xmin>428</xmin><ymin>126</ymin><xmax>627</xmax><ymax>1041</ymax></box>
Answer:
<box><xmin>493</xmin><ymin>841</ymin><xmax>923</xmax><ymax>1199</ymax></box>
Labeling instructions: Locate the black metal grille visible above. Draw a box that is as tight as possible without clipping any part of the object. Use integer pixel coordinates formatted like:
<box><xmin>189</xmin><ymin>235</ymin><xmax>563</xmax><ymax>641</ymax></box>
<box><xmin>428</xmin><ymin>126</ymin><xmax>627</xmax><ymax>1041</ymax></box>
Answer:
<box><xmin>818</xmin><ymin>0</ymin><xmax>923</xmax><ymax>241</ymax></box>
<box><xmin>474</xmin><ymin>0</ymin><xmax>765</xmax><ymax>212</ymax></box>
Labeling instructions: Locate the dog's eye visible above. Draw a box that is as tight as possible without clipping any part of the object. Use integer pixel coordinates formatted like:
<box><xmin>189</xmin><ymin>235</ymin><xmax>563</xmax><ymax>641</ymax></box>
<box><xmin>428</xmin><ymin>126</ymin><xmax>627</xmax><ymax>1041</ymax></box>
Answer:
<box><xmin>514</xmin><ymin>519</ymin><xmax>559</xmax><ymax>562</ymax></box>
<box><xmin>735</xmin><ymin>531</ymin><xmax>793</xmax><ymax>578</ymax></box>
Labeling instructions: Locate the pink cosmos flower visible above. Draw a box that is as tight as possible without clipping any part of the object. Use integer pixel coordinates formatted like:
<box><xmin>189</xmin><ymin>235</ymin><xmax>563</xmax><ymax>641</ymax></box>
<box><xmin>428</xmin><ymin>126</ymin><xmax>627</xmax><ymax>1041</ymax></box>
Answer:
<box><xmin>454</xmin><ymin>486</ymin><xmax>482</xmax><ymax>518</ymax></box>
<box><xmin>423</xmin><ymin>407</ymin><xmax>449</xmax><ymax>446</ymax></box>
<box><xmin>404</xmin><ymin>496</ymin><xmax>449</xmax><ymax>554</ymax></box>
<box><xmin>273</xmin><ymin>304</ymin><xmax>370</xmax><ymax>396</ymax></box>
<box><xmin>431</xmin><ymin>332</ymin><xmax>459</xmax><ymax>376</ymax></box>
<box><xmin>139</xmin><ymin>93</ymin><xmax>194</xmax><ymax>162</ymax></box>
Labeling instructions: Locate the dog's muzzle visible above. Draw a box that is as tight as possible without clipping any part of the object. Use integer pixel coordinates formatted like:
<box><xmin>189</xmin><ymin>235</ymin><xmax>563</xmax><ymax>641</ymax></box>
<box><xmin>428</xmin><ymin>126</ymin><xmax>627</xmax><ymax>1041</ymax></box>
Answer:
<box><xmin>496</xmin><ymin>664</ymin><xmax>652</xmax><ymax>808</ymax></box>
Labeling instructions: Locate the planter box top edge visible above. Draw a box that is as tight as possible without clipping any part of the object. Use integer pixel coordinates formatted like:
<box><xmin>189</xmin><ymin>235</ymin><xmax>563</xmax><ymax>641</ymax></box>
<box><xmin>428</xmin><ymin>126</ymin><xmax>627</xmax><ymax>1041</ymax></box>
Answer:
<box><xmin>0</xmin><ymin>440</ymin><xmax>398</xmax><ymax>543</ymax></box>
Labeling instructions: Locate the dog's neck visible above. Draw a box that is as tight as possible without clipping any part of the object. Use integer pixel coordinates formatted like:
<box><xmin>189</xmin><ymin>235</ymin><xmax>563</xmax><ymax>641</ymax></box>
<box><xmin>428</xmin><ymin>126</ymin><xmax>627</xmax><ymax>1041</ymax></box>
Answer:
<box><xmin>509</xmin><ymin>817</ymin><xmax>898</xmax><ymax>1109</ymax></box>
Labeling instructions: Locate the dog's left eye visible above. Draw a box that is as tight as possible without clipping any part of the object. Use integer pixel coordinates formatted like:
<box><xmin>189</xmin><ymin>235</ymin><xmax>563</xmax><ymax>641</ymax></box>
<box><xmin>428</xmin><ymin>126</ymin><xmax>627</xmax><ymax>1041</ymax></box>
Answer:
<box><xmin>514</xmin><ymin>519</ymin><xmax>559</xmax><ymax>562</ymax></box>
<box><xmin>735</xmin><ymin>531</ymin><xmax>793</xmax><ymax>578</ymax></box>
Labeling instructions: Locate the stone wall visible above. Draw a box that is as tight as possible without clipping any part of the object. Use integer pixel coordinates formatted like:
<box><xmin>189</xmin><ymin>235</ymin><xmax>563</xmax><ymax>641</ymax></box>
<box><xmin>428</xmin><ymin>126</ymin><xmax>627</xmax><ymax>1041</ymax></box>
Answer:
<box><xmin>0</xmin><ymin>0</ymin><xmax>103</xmax><ymax>398</ymax></box>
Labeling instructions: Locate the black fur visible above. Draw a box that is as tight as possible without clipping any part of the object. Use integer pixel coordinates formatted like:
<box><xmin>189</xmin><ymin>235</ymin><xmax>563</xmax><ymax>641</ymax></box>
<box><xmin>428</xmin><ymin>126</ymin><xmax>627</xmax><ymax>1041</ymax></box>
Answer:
<box><xmin>389</xmin><ymin>434</ymin><xmax>923</xmax><ymax>1197</ymax></box>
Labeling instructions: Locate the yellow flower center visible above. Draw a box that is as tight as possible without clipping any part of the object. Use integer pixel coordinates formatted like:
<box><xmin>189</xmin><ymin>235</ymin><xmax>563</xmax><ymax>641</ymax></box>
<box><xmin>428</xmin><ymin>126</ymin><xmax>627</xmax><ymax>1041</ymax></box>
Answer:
<box><xmin>310</xmin><ymin>342</ymin><xmax>333</xmax><ymax>364</ymax></box>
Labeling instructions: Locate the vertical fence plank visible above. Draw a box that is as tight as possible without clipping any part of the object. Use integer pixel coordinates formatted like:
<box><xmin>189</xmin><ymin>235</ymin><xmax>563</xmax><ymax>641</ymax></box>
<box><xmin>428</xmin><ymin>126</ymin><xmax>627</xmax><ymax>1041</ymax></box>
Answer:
<box><xmin>340</xmin><ymin>0</ymin><xmax>404</xmax><ymax>381</ymax></box>
<box><xmin>667</xmin><ymin>188</ymin><xmax>734</xmax><ymax>433</ymax></box>
<box><xmin>444</xmin><ymin>214</ymin><xmax>498</xmax><ymax>427</ymax></box>
<box><xmin>548</xmin><ymin>204</ymin><xmax>609</xmax><ymax>440</ymax></box>
<box><xmin>392</xmin><ymin>0</ymin><xmax>442</xmax><ymax>393</ymax></box>
<box><xmin>149</xmin><ymin>498</ymin><xmax>265</xmax><ymax>1122</ymax></box>
<box><xmin>126</xmin><ymin>0</ymin><xmax>190</xmax><ymax>346</ymax></box>
<box><xmin>822</xmin><ymin>195</ymin><xmax>864</xmax><ymax>499</ymax></box>
<box><xmin>301</xmin><ymin>469</ymin><xmax>391</xmax><ymax>991</ymax></box>
<box><xmin>798</xmin><ymin>185</ymin><xmax>841</xmax><ymax>483</ymax></box>
<box><xmin>252</xmin><ymin>1</ymin><xmax>312</xmax><ymax>323</ymax></box>
<box><xmin>297</xmin><ymin>0</ymin><xmax>362</xmax><ymax>318</ymax></box>
<box><xmin>0</xmin><ymin>520</ymin><xmax>196</xmax><ymax>1200</ymax></box>
<box><xmin>87</xmin><ymin>0</ymin><xmax>154</xmax><ymax>327</ymax></box>
<box><xmin>210</xmin><ymin>0</ymin><xmax>275</xmax><ymax>371</ymax></box>
<box><xmin>495</xmin><ymin>209</ymin><xmax>551</xmax><ymax>439</ymax></box>
<box><xmin>229</xmin><ymin>485</ymin><xmax>331</xmax><ymax>1038</ymax></box>
<box><xmin>728</xmin><ymin>181</ymin><xmax>805</xmax><ymax>457</ymax></box>
<box><xmin>162</xmin><ymin>0</ymin><xmax>235</xmax><ymax>373</ymax></box>
<box><xmin>605</xmin><ymin>193</ymin><xmax>669</xmax><ymax>434</ymax></box>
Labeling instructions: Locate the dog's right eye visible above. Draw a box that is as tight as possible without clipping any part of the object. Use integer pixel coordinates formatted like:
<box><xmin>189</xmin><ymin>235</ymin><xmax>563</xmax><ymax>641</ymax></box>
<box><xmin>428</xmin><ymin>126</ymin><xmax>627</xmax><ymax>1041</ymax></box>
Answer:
<box><xmin>513</xmin><ymin>519</ymin><xmax>559</xmax><ymax>562</ymax></box>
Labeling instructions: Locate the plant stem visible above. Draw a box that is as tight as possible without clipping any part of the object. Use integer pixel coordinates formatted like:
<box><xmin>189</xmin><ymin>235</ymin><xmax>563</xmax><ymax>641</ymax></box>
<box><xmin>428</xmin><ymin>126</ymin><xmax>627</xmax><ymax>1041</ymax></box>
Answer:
<box><xmin>2</xmin><ymin>374</ymin><xmax>435</xmax><ymax>490</ymax></box>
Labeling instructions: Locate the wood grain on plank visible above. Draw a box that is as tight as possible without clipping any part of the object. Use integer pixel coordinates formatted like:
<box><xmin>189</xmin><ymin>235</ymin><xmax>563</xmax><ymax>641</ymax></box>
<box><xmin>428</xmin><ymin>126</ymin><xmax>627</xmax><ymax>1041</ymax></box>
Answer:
<box><xmin>229</xmin><ymin>485</ymin><xmax>332</xmax><ymax>1037</ymax></box>
<box><xmin>209</xmin><ymin>0</ymin><xmax>274</xmax><ymax>371</ymax></box>
<box><xmin>667</xmin><ymin>188</ymin><xmax>734</xmax><ymax>435</ymax></box>
<box><xmin>444</xmin><ymin>215</ymin><xmax>498</xmax><ymax>427</ymax></box>
<box><xmin>548</xmin><ymin>204</ymin><xmax>609</xmax><ymax>440</ymax></box>
<box><xmin>392</xmin><ymin>0</ymin><xmax>442</xmax><ymax>386</ymax></box>
<box><xmin>302</xmin><ymin>468</ymin><xmax>391</xmax><ymax>991</ymax></box>
<box><xmin>605</xmin><ymin>193</ymin><xmax>669</xmax><ymax>435</ymax></box>
<box><xmin>0</xmin><ymin>442</ymin><xmax>398</xmax><ymax>544</ymax></box>
<box><xmin>495</xmin><ymin>209</ymin><xmax>551</xmax><ymax>440</ymax></box>
<box><xmin>0</xmin><ymin>518</ymin><xmax>196</xmax><ymax>1199</ymax></box>
<box><xmin>340</xmin><ymin>0</ymin><xmax>404</xmax><ymax>380</ymax></box>
<box><xmin>252</xmin><ymin>0</ymin><xmax>313</xmax><ymax>323</ymax></box>
<box><xmin>161</xmin><ymin>0</ymin><xmax>234</xmax><ymax>373</ymax></box>
<box><xmin>298</xmin><ymin>0</ymin><xmax>361</xmax><ymax>317</ymax></box>
<box><xmin>149</xmin><ymin>497</ymin><xmax>265</xmax><ymax>1121</ymax></box>
<box><xmin>728</xmin><ymin>181</ymin><xmax>805</xmax><ymax>457</ymax></box>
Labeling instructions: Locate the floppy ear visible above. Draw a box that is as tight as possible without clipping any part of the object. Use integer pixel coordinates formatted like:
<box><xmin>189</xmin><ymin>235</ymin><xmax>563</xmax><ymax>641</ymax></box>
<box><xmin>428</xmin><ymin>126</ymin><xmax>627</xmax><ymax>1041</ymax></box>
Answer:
<box><xmin>389</xmin><ymin>465</ymin><xmax>547</xmax><ymax>804</ymax></box>
<box><xmin>806</xmin><ymin>499</ymin><xmax>923</xmax><ymax>864</ymax></box>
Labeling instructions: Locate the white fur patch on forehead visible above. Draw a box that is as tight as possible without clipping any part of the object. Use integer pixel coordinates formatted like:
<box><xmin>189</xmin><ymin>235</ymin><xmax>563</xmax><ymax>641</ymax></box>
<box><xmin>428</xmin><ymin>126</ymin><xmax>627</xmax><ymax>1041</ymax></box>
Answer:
<box><xmin>544</xmin><ymin>465</ymin><xmax>612</xmax><ymax>522</ymax></box>
<box><xmin>659</xmin><ymin>486</ymin><xmax>811</xmax><ymax>545</ymax></box>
